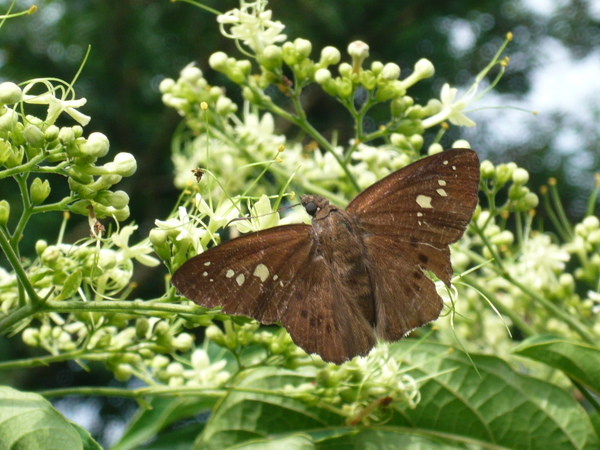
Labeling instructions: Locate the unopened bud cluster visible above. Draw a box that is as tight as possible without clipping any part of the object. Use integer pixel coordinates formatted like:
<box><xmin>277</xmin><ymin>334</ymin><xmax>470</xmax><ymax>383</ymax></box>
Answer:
<box><xmin>0</xmin><ymin>80</ymin><xmax>135</xmax><ymax>221</ymax></box>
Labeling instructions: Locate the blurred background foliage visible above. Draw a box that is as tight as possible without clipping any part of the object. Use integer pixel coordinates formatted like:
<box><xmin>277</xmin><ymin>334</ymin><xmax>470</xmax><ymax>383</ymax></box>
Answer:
<box><xmin>1</xmin><ymin>0</ymin><xmax>599</xmax><ymax>445</ymax></box>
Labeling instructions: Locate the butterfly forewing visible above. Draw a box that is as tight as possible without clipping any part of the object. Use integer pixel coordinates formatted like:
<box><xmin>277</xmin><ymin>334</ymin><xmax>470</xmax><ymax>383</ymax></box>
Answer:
<box><xmin>171</xmin><ymin>224</ymin><xmax>314</xmax><ymax>323</ymax></box>
<box><xmin>347</xmin><ymin>148</ymin><xmax>480</xmax><ymax>247</ymax></box>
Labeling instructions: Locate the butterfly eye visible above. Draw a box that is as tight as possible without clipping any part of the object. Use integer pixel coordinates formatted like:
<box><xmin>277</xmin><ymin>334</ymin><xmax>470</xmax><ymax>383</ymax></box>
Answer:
<box><xmin>304</xmin><ymin>202</ymin><xmax>318</xmax><ymax>216</ymax></box>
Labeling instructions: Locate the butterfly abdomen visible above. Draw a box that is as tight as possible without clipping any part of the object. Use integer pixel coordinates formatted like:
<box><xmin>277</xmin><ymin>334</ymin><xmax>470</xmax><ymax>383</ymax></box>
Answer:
<box><xmin>311</xmin><ymin>207</ymin><xmax>376</xmax><ymax>326</ymax></box>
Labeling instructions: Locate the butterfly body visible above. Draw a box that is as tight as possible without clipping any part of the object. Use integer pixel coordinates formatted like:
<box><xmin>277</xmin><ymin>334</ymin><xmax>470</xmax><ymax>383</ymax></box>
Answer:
<box><xmin>302</xmin><ymin>194</ymin><xmax>376</xmax><ymax>328</ymax></box>
<box><xmin>172</xmin><ymin>149</ymin><xmax>480</xmax><ymax>364</ymax></box>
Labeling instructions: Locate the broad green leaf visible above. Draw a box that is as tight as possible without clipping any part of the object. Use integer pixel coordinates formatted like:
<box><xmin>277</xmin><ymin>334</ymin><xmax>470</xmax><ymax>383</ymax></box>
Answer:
<box><xmin>390</xmin><ymin>341</ymin><xmax>598</xmax><ymax>449</ymax></box>
<box><xmin>0</xmin><ymin>386</ymin><xmax>83</xmax><ymax>450</ymax></box>
<box><xmin>195</xmin><ymin>341</ymin><xmax>597</xmax><ymax>449</ymax></box>
<box><xmin>69</xmin><ymin>421</ymin><xmax>102</xmax><ymax>450</ymax></box>
<box><xmin>195</xmin><ymin>366</ymin><xmax>335</xmax><ymax>449</ymax></box>
<box><xmin>316</xmin><ymin>429</ymin><xmax>462</xmax><ymax>449</ymax></box>
<box><xmin>232</xmin><ymin>433</ymin><xmax>314</xmax><ymax>449</ymax></box>
<box><xmin>513</xmin><ymin>335</ymin><xmax>600</xmax><ymax>393</ymax></box>
<box><xmin>113</xmin><ymin>396</ymin><xmax>217</xmax><ymax>450</ymax></box>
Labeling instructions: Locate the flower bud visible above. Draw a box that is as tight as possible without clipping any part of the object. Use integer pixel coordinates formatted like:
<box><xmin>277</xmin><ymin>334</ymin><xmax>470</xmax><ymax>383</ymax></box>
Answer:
<box><xmin>348</xmin><ymin>40</ymin><xmax>369</xmax><ymax>71</ymax></box>
<box><xmin>409</xmin><ymin>134</ymin><xmax>424</xmax><ymax>151</ymax></box>
<box><xmin>319</xmin><ymin>46</ymin><xmax>341</xmax><ymax>66</ymax></box>
<box><xmin>41</xmin><ymin>245</ymin><xmax>62</xmax><ymax>264</ymax></box>
<box><xmin>172</xmin><ymin>333</ymin><xmax>194</xmax><ymax>352</ymax></box>
<box><xmin>338</xmin><ymin>62</ymin><xmax>352</xmax><ymax>78</ymax></box>
<box><xmin>205</xmin><ymin>324</ymin><xmax>226</xmax><ymax>346</ymax></box>
<box><xmin>209</xmin><ymin>52</ymin><xmax>229</xmax><ymax>71</ymax></box>
<box><xmin>336</xmin><ymin>79</ymin><xmax>353</xmax><ymax>98</ymax></box>
<box><xmin>95</xmin><ymin>190</ymin><xmax>130</xmax><ymax>209</ymax></box>
<box><xmin>191</xmin><ymin>349</ymin><xmax>210</xmax><ymax>369</ymax></box>
<box><xmin>4</xmin><ymin>145</ymin><xmax>24</xmax><ymax>168</ymax></box>
<box><xmin>480</xmin><ymin>160</ymin><xmax>495</xmax><ymax>178</ymax></box>
<box><xmin>22</xmin><ymin>328</ymin><xmax>40</xmax><ymax>347</ymax></box>
<box><xmin>522</xmin><ymin>192</ymin><xmax>539</xmax><ymax>209</ymax></box>
<box><xmin>23</xmin><ymin>124</ymin><xmax>44</xmax><ymax>147</ymax></box>
<box><xmin>428</xmin><ymin>143</ymin><xmax>444</xmax><ymax>155</ymax></box>
<box><xmin>0</xmin><ymin>200</ymin><xmax>9</xmax><ymax>226</ymax></box>
<box><xmin>452</xmin><ymin>140</ymin><xmax>471</xmax><ymax>149</ymax></box>
<box><xmin>583</xmin><ymin>215</ymin><xmax>600</xmax><ymax>231</ymax></box>
<box><xmin>370</xmin><ymin>61</ymin><xmax>384</xmax><ymax>75</ymax></box>
<box><xmin>30</xmin><ymin>177</ymin><xmax>51</xmax><ymax>205</ymax></box>
<box><xmin>380</xmin><ymin>63</ymin><xmax>400</xmax><ymax>81</ymax></box>
<box><xmin>58</xmin><ymin>127</ymin><xmax>76</xmax><ymax>145</ymax></box>
<box><xmin>0</xmin><ymin>108</ymin><xmax>18</xmax><ymax>132</ymax></box>
<box><xmin>0</xmin><ymin>82</ymin><xmax>22</xmax><ymax>104</ymax></box>
<box><xmin>0</xmin><ymin>140</ymin><xmax>11</xmax><ymax>165</ymax></box>
<box><xmin>44</xmin><ymin>125</ymin><xmax>59</xmax><ymax>142</ymax></box>
<box><xmin>159</xmin><ymin>78</ymin><xmax>175</xmax><ymax>93</ymax></box>
<box><xmin>105</xmin><ymin>152</ymin><xmax>137</xmax><ymax>177</ymax></box>
<box><xmin>35</xmin><ymin>240</ymin><xmax>48</xmax><ymax>256</ymax></box>
<box><xmin>135</xmin><ymin>318</ymin><xmax>150</xmax><ymax>339</ymax></box>
<box><xmin>294</xmin><ymin>38</ymin><xmax>312</xmax><ymax>59</ymax></box>
<box><xmin>180</xmin><ymin>63</ymin><xmax>203</xmax><ymax>83</ymax></box>
<box><xmin>496</xmin><ymin>162</ymin><xmax>517</xmax><ymax>185</ymax></box>
<box><xmin>490</xmin><ymin>230</ymin><xmax>514</xmax><ymax>246</ymax></box>
<box><xmin>215</xmin><ymin>97</ymin><xmax>236</xmax><ymax>115</ymax></box>
<box><xmin>259</xmin><ymin>45</ymin><xmax>283</xmax><ymax>70</ymax></box>
<box><xmin>402</xmin><ymin>58</ymin><xmax>435</xmax><ymax>88</ymax></box>
<box><xmin>360</xmin><ymin>71</ymin><xmax>377</xmax><ymax>90</ymax></box>
<box><xmin>80</xmin><ymin>132</ymin><xmax>110</xmax><ymax>158</ymax></box>
<box><xmin>314</xmin><ymin>68</ymin><xmax>332</xmax><ymax>84</ymax></box>
<box><xmin>512</xmin><ymin>167</ymin><xmax>529</xmax><ymax>185</ymax></box>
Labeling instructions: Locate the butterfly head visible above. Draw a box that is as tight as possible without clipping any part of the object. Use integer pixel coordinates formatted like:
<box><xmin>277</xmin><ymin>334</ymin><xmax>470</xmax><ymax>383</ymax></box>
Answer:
<box><xmin>301</xmin><ymin>194</ymin><xmax>332</xmax><ymax>218</ymax></box>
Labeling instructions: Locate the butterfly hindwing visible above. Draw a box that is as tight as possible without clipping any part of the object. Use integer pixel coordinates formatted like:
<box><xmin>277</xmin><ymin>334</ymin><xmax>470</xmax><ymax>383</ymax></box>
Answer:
<box><xmin>364</xmin><ymin>234</ymin><xmax>445</xmax><ymax>341</ymax></box>
<box><xmin>281</xmin><ymin>253</ymin><xmax>376</xmax><ymax>364</ymax></box>
<box><xmin>172</xmin><ymin>224</ymin><xmax>314</xmax><ymax>324</ymax></box>
<box><xmin>347</xmin><ymin>148</ymin><xmax>480</xmax><ymax>248</ymax></box>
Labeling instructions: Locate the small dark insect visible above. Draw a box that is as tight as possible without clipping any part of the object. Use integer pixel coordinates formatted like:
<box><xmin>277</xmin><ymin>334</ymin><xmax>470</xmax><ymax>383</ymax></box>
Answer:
<box><xmin>172</xmin><ymin>149</ymin><xmax>480</xmax><ymax>364</ymax></box>
<box><xmin>191</xmin><ymin>168</ymin><xmax>205</xmax><ymax>182</ymax></box>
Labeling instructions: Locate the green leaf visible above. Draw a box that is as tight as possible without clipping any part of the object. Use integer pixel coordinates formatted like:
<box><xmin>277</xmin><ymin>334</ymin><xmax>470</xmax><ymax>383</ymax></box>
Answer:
<box><xmin>69</xmin><ymin>421</ymin><xmax>102</xmax><ymax>450</ymax></box>
<box><xmin>390</xmin><ymin>341</ymin><xmax>598</xmax><ymax>449</ymax></box>
<box><xmin>122</xmin><ymin>341</ymin><xmax>598</xmax><ymax>449</ymax></box>
<box><xmin>513</xmin><ymin>335</ymin><xmax>600</xmax><ymax>393</ymax></box>
<box><xmin>195</xmin><ymin>366</ymin><xmax>334</xmax><ymax>449</ymax></box>
<box><xmin>112</xmin><ymin>396</ymin><xmax>217</xmax><ymax>450</ymax></box>
<box><xmin>0</xmin><ymin>386</ymin><xmax>83</xmax><ymax>450</ymax></box>
<box><xmin>316</xmin><ymin>429</ymin><xmax>462</xmax><ymax>449</ymax></box>
<box><xmin>232</xmin><ymin>433</ymin><xmax>314</xmax><ymax>449</ymax></box>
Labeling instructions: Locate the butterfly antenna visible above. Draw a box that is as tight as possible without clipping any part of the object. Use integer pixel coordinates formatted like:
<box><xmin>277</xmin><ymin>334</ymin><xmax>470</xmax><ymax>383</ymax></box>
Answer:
<box><xmin>224</xmin><ymin>202</ymin><xmax>302</xmax><ymax>228</ymax></box>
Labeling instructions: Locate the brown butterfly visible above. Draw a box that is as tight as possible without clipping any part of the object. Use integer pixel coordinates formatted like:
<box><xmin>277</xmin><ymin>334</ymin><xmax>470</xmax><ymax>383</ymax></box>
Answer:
<box><xmin>172</xmin><ymin>148</ymin><xmax>480</xmax><ymax>364</ymax></box>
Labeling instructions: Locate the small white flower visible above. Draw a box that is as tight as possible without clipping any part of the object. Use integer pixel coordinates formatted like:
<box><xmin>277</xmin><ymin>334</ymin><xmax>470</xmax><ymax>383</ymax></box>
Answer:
<box><xmin>422</xmin><ymin>83</ymin><xmax>476</xmax><ymax>129</ymax></box>
<box><xmin>111</xmin><ymin>225</ymin><xmax>160</xmax><ymax>267</ymax></box>
<box><xmin>217</xmin><ymin>1</ymin><xmax>286</xmax><ymax>54</ymax></box>
<box><xmin>234</xmin><ymin>195</ymin><xmax>279</xmax><ymax>233</ymax></box>
<box><xmin>22</xmin><ymin>80</ymin><xmax>90</xmax><ymax>126</ymax></box>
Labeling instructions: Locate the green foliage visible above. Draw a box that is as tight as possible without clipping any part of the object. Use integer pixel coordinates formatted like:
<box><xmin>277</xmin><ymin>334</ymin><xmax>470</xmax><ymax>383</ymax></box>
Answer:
<box><xmin>0</xmin><ymin>1</ymin><xmax>599</xmax><ymax>448</ymax></box>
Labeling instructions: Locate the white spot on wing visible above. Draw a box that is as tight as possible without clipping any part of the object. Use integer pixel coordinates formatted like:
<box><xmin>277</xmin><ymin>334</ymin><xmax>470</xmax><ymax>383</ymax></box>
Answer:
<box><xmin>416</xmin><ymin>195</ymin><xmax>433</xmax><ymax>208</ymax></box>
<box><xmin>226</xmin><ymin>269</ymin><xmax>235</xmax><ymax>278</ymax></box>
<box><xmin>253</xmin><ymin>263</ymin><xmax>269</xmax><ymax>282</ymax></box>
<box><xmin>236</xmin><ymin>273</ymin><xmax>245</xmax><ymax>286</ymax></box>
<box><xmin>443</xmin><ymin>160</ymin><xmax>449</xmax><ymax>165</ymax></box>
<box><xmin>436</xmin><ymin>188</ymin><xmax>448</xmax><ymax>197</ymax></box>
<box><xmin>452</xmin><ymin>165</ymin><xmax>457</xmax><ymax>170</ymax></box>
<box><xmin>202</xmin><ymin>272</ymin><xmax>208</xmax><ymax>277</ymax></box>
<box><xmin>204</xmin><ymin>261</ymin><xmax>211</xmax><ymax>266</ymax></box>
<box><xmin>273</xmin><ymin>275</ymin><xmax>279</xmax><ymax>281</ymax></box>
<box><xmin>438</xmin><ymin>180</ymin><xmax>447</xmax><ymax>186</ymax></box>
<box><xmin>417</xmin><ymin>212</ymin><xmax>423</xmax><ymax>217</ymax></box>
